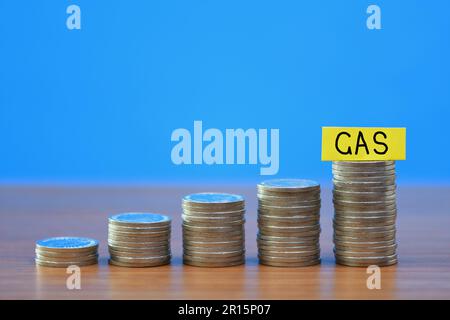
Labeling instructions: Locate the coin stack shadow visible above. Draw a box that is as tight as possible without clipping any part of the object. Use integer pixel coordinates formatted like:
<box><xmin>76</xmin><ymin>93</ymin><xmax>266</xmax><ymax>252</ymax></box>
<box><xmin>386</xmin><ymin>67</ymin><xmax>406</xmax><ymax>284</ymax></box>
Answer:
<box><xmin>108</xmin><ymin>212</ymin><xmax>171</xmax><ymax>267</ymax></box>
<box><xmin>182</xmin><ymin>193</ymin><xmax>246</xmax><ymax>267</ymax></box>
<box><xmin>257</xmin><ymin>179</ymin><xmax>321</xmax><ymax>267</ymax></box>
<box><xmin>35</xmin><ymin>237</ymin><xmax>99</xmax><ymax>267</ymax></box>
<box><xmin>332</xmin><ymin>161</ymin><xmax>398</xmax><ymax>267</ymax></box>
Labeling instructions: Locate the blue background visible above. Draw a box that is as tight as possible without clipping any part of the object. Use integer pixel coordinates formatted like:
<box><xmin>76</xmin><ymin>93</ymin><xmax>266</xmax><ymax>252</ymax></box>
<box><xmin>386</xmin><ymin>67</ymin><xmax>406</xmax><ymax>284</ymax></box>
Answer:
<box><xmin>1</xmin><ymin>0</ymin><xmax>449</xmax><ymax>184</ymax></box>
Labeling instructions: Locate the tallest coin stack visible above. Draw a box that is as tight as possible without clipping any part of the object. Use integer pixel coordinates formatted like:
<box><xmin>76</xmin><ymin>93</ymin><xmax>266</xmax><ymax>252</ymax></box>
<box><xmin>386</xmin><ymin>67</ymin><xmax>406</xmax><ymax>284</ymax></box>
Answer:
<box><xmin>332</xmin><ymin>161</ymin><xmax>398</xmax><ymax>267</ymax></box>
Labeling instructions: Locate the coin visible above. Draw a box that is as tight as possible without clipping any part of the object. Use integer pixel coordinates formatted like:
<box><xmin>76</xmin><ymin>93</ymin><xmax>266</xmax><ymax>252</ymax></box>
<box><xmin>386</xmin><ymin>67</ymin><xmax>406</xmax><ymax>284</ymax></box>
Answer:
<box><xmin>257</xmin><ymin>179</ymin><xmax>320</xmax><ymax>193</ymax></box>
<box><xmin>35</xmin><ymin>253</ymin><xmax>98</xmax><ymax>263</ymax></box>
<box><xmin>183</xmin><ymin>249</ymin><xmax>245</xmax><ymax>259</ymax></box>
<box><xmin>36</xmin><ymin>237</ymin><xmax>98</xmax><ymax>253</ymax></box>
<box><xmin>109</xmin><ymin>258</ymin><xmax>170</xmax><ymax>268</ymax></box>
<box><xmin>35</xmin><ymin>258</ymin><xmax>98</xmax><ymax>268</ymax></box>
<box><xmin>257</xmin><ymin>254</ymin><xmax>320</xmax><ymax>263</ymax></box>
<box><xmin>183</xmin><ymin>258</ymin><xmax>245</xmax><ymax>268</ymax></box>
<box><xmin>259</xmin><ymin>259</ymin><xmax>320</xmax><ymax>267</ymax></box>
<box><xmin>109</xmin><ymin>212</ymin><xmax>171</xmax><ymax>227</ymax></box>
<box><xmin>183</xmin><ymin>254</ymin><xmax>245</xmax><ymax>264</ymax></box>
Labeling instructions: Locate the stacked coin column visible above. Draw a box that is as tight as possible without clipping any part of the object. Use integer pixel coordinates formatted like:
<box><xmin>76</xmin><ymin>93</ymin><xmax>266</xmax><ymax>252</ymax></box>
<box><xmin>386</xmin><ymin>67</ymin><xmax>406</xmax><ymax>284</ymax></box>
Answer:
<box><xmin>35</xmin><ymin>237</ymin><xmax>99</xmax><ymax>268</ymax></box>
<box><xmin>108</xmin><ymin>213</ymin><xmax>171</xmax><ymax>267</ymax></box>
<box><xmin>182</xmin><ymin>193</ymin><xmax>246</xmax><ymax>267</ymax></box>
<box><xmin>257</xmin><ymin>179</ymin><xmax>321</xmax><ymax>267</ymax></box>
<box><xmin>332</xmin><ymin>161</ymin><xmax>397</xmax><ymax>267</ymax></box>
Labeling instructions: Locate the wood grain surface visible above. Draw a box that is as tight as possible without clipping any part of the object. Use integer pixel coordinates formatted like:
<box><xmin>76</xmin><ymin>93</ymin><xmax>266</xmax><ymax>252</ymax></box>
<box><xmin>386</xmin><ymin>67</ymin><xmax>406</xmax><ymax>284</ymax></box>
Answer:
<box><xmin>1</xmin><ymin>185</ymin><xmax>449</xmax><ymax>300</ymax></box>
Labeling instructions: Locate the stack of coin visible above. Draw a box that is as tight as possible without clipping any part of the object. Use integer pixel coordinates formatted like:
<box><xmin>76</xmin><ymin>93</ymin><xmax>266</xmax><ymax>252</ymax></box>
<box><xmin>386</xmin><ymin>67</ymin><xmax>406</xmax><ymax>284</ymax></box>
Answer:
<box><xmin>332</xmin><ymin>161</ymin><xmax>397</xmax><ymax>267</ymax></box>
<box><xmin>108</xmin><ymin>212</ymin><xmax>171</xmax><ymax>267</ymax></box>
<box><xmin>257</xmin><ymin>179</ymin><xmax>321</xmax><ymax>267</ymax></box>
<box><xmin>35</xmin><ymin>237</ymin><xmax>99</xmax><ymax>267</ymax></box>
<box><xmin>182</xmin><ymin>193</ymin><xmax>246</xmax><ymax>267</ymax></box>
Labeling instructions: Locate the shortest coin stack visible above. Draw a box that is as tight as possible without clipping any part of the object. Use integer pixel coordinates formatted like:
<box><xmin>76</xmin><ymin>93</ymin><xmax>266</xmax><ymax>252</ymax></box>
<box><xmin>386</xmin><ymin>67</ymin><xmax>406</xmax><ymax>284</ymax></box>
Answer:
<box><xmin>35</xmin><ymin>237</ymin><xmax>99</xmax><ymax>267</ymax></box>
<box><xmin>182</xmin><ymin>193</ymin><xmax>246</xmax><ymax>267</ymax></box>
<box><xmin>257</xmin><ymin>179</ymin><xmax>321</xmax><ymax>267</ymax></box>
<box><xmin>108</xmin><ymin>212</ymin><xmax>171</xmax><ymax>267</ymax></box>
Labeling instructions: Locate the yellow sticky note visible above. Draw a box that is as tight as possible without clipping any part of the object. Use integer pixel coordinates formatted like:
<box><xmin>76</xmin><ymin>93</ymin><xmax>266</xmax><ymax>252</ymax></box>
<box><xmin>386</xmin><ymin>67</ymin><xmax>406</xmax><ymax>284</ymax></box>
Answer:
<box><xmin>321</xmin><ymin>127</ymin><xmax>406</xmax><ymax>161</ymax></box>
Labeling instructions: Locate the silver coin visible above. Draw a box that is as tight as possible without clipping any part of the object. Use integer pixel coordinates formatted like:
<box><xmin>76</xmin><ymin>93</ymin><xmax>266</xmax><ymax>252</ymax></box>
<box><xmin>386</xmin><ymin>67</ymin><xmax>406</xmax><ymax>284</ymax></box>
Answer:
<box><xmin>259</xmin><ymin>258</ymin><xmax>320</xmax><ymax>267</ymax></box>
<box><xmin>258</xmin><ymin>208</ymin><xmax>320</xmax><ymax>217</ymax></box>
<box><xmin>36</xmin><ymin>237</ymin><xmax>99</xmax><ymax>253</ymax></box>
<box><xmin>333</xmin><ymin>179</ymin><xmax>396</xmax><ymax>188</ymax></box>
<box><xmin>183</xmin><ymin>231</ymin><xmax>244</xmax><ymax>240</ymax></box>
<box><xmin>335</xmin><ymin>209</ymin><xmax>397</xmax><ymax>218</ymax></box>
<box><xmin>259</xmin><ymin>248</ymin><xmax>320</xmax><ymax>257</ymax></box>
<box><xmin>184</xmin><ymin>231</ymin><xmax>245</xmax><ymax>239</ymax></box>
<box><xmin>109</xmin><ymin>243</ymin><xmax>170</xmax><ymax>251</ymax></box>
<box><xmin>182</xmin><ymin>212</ymin><xmax>244</xmax><ymax>220</ymax></box>
<box><xmin>183</xmin><ymin>258</ymin><xmax>245</xmax><ymax>267</ymax></box>
<box><xmin>333</xmin><ymin>192</ymin><xmax>396</xmax><ymax>201</ymax></box>
<box><xmin>258</xmin><ymin>219</ymin><xmax>319</xmax><ymax>228</ymax></box>
<box><xmin>36</xmin><ymin>258</ymin><xmax>98</xmax><ymax>268</ymax></box>
<box><xmin>334</xmin><ymin>238</ymin><xmax>396</xmax><ymax>247</ymax></box>
<box><xmin>257</xmin><ymin>191</ymin><xmax>320</xmax><ymax>201</ymax></box>
<box><xmin>333</xmin><ymin>188</ymin><xmax>396</xmax><ymax>196</ymax></box>
<box><xmin>108</xmin><ymin>240</ymin><xmax>170</xmax><ymax>249</ymax></box>
<box><xmin>109</xmin><ymin>258</ymin><xmax>170</xmax><ymax>268</ymax></box>
<box><xmin>258</xmin><ymin>179</ymin><xmax>320</xmax><ymax>192</ymax></box>
<box><xmin>334</xmin><ymin>202</ymin><xmax>396</xmax><ymax>211</ymax></box>
<box><xmin>258</xmin><ymin>212</ymin><xmax>320</xmax><ymax>220</ymax></box>
<box><xmin>334</xmin><ymin>229</ymin><xmax>395</xmax><ymax>239</ymax></box>
<box><xmin>259</xmin><ymin>231</ymin><xmax>320</xmax><ymax>238</ymax></box>
<box><xmin>335</xmin><ymin>252</ymin><xmax>397</xmax><ymax>260</ymax></box>
<box><xmin>335</xmin><ymin>258</ymin><xmax>397</xmax><ymax>267</ymax></box>
<box><xmin>333</xmin><ymin>223</ymin><xmax>396</xmax><ymax>232</ymax></box>
<box><xmin>110</xmin><ymin>254</ymin><xmax>170</xmax><ymax>262</ymax></box>
<box><xmin>108</xmin><ymin>231</ymin><xmax>171</xmax><ymax>239</ymax></box>
<box><xmin>258</xmin><ymin>244</ymin><xmax>319</xmax><ymax>252</ymax></box>
<box><xmin>333</xmin><ymin>219</ymin><xmax>396</xmax><ymax>228</ymax></box>
<box><xmin>182</xmin><ymin>218</ymin><xmax>245</xmax><ymax>227</ymax></box>
<box><xmin>183</xmin><ymin>193</ymin><xmax>244</xmax><ymax>205</ymax></box>
<box><xmin>257</xmin><ymin>234</ymin><xmax>319</xmax><ymax>242</ymax></box>
<box><xmin>35</xmin><ymin>248</ymin><xmax>97</xmax><ymax>258</ymax></box>
<box><xmin>332</xmin><ymin>163</ymin><xmax>395</xmax><ymax>171</ymax></box>
<box><xmin>183</xmin><ymin>249</ymin><xmax>245</xmax><ymax>258</ymax></box>
<box><xmin>35</xmin><ymin>253</ymin><xmax>98</xmax><ymax>263</ymax></box>
<box><xmin>259</xmin><ymin>223</ymin><xmax>320</xmax><ymax>231</ymax></box>
<box><xmin>109</xmin><ymin>249</ymin><xmax>170</xmax><ymax>257</ymax></box>
<box><xmin>334</xmin><ymin>234</ymin><xmax>396</xmax><ymax>242</ymax></box>
<box><xmin>183</xmin><ymin>245</ymin><xmax>244</xmax><ymax>253</ymax></box>
<box><xmin>257</xmin><ymin>238</ymin><xmax>319</xmax><ymax>247</ymax></box>
<box><xmin>332</xmin><ymin>170</ymin><xmax>396</xmax><ymax>177</ymax></box>
<box><xmin>335</xmin><ymin>243</ymin><xmax>397</xmax><ymax>252</ymax></box>
<box><xmin>109</xmin><ymin>212</ymin><xmax>171</xmax><ymax>228</ymax></box>
<box><xmin>108</xmin><ymin>224</ymin><xmax>170</xmax><ymax>233</ymax></box>
<box><xmin>257</xmin><ymin>254</ymin><xmax>320</xmax><ymax>263</ymax></box>
<box><xmin>108</xmin><ymin>230</ymin><xmax>171</xmax><ymax>238</ymax></box>
<box><xmin>183</xmin><ymin>254</ymin><xmax>245</xmax><ymax>264</ymax></box>
<box><xmin>334</xmin><ymin>248</ymin><xmax>396</xmax><ymax>257</ymax></box>
<box><xmin>332</xmin><ymin>160</ymin><xmax>395</xmax><ymax>167</ymax></box>
<box><xmin>257</xmin><ymin>193</ymin><xmax>320</xmax><ymax>201</ymax></box>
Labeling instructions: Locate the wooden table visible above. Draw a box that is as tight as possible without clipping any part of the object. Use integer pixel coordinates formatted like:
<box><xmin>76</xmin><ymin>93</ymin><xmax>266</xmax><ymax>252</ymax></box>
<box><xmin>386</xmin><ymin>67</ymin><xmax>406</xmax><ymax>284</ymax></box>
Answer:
<box><xmin>1</xmin><ymin>185</ymin><xmax>449</xmax><ymax>300</ymax></box>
